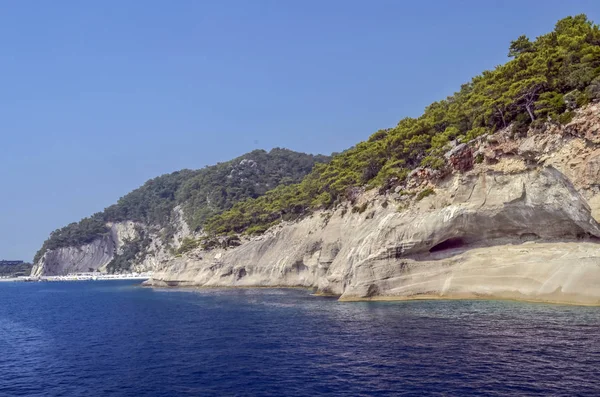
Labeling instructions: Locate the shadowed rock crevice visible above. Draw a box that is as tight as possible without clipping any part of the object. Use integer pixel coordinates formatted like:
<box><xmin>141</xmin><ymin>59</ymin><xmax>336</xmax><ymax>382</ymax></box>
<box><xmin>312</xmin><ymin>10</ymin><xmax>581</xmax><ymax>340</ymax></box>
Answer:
<box><xmin>364</xmin><ymin>284</ymin><xmax>380</xmax><ymax>298</ymax></box>
<box><xmin>519</xmin><ymin>233</ymin><xmax>540</xmax><ymax>242</ymax></box>
<box><xmin>236</xmin><ymin>268</ymin><xmax>247</xmax><ymax>280</ymax></box>
<box><xmin>291</xmin><ymin>261</ymin><xmax>309</xmax><ymax>274</ymax></box>
<box><xmin>429</xmin><ymin>238</ymin><xmax>466</xmax><ymax>253</ymax></box>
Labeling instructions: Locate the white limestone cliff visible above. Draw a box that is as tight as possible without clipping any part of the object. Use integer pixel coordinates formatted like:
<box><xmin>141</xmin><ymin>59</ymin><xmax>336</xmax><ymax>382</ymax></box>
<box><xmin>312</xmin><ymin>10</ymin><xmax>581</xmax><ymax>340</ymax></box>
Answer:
<box><xmin>31</xmin><ymin>207</ymin><xmax>192</xmax><ymax>276</ymax></box>
<box><xmin>145</xmin><ymin>104</ymin><xmax>600</xmax><ymax>305</ymax></box>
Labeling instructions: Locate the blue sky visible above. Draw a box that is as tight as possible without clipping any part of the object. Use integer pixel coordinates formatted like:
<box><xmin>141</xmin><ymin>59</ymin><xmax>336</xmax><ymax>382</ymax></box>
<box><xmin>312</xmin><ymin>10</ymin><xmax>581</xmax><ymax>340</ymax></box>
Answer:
<box><xmin>1</xmin><ymin>0</ymin><xmax>599</xmax><ymax>261</ymax></box>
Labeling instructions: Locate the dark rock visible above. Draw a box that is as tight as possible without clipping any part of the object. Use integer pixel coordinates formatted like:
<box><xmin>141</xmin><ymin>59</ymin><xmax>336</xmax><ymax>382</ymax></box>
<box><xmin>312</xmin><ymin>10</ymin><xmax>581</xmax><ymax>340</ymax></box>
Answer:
<box><xmin>445</xmin><ymin>143</ymin><xmax>473</xmax><ymax>172</ymax></box>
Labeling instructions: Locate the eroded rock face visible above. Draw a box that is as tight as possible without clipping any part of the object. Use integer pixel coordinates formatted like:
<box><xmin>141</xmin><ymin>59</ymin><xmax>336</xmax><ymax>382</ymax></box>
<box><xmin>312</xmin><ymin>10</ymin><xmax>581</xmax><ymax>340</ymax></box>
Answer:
<box><xmin>345</xmin><ymin>242</ymin><xmax>600</xmax><ymax>304</ymax></box>
<box><xmin>32</xmin><ymin>206</ymin><xmax>193</xmax><ymax>276</ymax></box>
<box><xmin>146</xmin><ymin>166</ymin><xmax>600</xmax><ymax>305</ymax></box>
<box><xmin>445</xmin><ymin>143</ymin><xmax>473</xmax><ymax>171</ymax></box>
<box><xmin>31</xmin><ymin>234</ymin><xmax>116</xmax><ymax>276</ymax></box>
<box><xmin>565</xmin><ymin>104</ymin><xmax>600</xmax><ymax>143</ymax></box>
<box><xmin>31</xmin><ymin>222</ymin><xmax>137</xmax><ymax>276</ymax></box>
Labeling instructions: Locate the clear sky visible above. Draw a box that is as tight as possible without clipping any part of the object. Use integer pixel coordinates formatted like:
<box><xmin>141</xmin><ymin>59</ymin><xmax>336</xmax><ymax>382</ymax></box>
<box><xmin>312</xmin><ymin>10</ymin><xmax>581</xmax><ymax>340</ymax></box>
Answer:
<box><xmin>1</xmin><ymin>0</ymin><xmax>599</xmax><ymax>261</ymax></box>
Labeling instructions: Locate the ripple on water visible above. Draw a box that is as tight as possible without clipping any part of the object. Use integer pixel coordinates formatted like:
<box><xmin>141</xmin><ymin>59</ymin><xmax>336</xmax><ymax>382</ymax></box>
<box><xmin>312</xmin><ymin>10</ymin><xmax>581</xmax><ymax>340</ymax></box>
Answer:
<box><xmin>0</xmin><ymin>281</ymin><xmax>599</xmax><ymax>396</ymax></box>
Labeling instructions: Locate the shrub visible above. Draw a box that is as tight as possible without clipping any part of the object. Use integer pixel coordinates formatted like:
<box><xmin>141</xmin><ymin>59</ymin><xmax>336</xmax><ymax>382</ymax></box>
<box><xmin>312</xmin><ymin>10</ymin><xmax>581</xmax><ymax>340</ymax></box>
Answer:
<box><xmin>420</xmin><ymin>156</ymin><xmax>446</xmax><ymax>170</ymax></box>
<box><xmin>465</xmin><ymin>127</ymin><xmax>488</xmax><ymax>142</ymax></box>
<box><xmin>416</xmin><ymin>188</ymin><xmax>435</xmax><ymax>201</ymax></box>
<box><xmin>176</xmin><ymin>237</ymin><xmax>201</xmax><ymax>255</ymax></box>
<box><xmin>558</xmin><ymin>111</ymin><xmax>576</xmax><ymax>125</ymax></box>
<box><xmin>563</xmin><ymin>89</ymin><xmax>589</xmax><ymax>110</ymax></box>
<box><xmin>245</xmin><ymin>224</ymin><xmax>272</xmax><ymax>236</ymax></box>
<box><xmin>586</xmin><ymin>77</ymin><xmax>600</xmax><ymax>101</ymax></box>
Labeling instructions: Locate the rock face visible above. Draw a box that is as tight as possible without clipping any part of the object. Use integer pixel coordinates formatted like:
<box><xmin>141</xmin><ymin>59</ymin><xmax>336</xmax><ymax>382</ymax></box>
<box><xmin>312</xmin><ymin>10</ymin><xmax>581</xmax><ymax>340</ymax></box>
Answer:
<box><xmin>32</xmin><ymin>207</ymin><xmax>192</xmax><ymax>276</ymax></box>
<box><xmin>145</xmin><ymin>104</ymin><xmax>600</xmax><ymax>305</ymax></box>
<box><xmin>31</xmin><ymin>222</ymin><xmax>138</xmax><ymax>276</ymax></box>
<box><xmin>145</xmin><ymin>165</ymin><xmax>600</xmax><ymax>304</ymax></box>
<box><xmin>445</xmin><ymin>143</ymin><xmax>473</xmax><ymax>171</ymax></box>
<box><xmin>31</xmin><ymin>234</ymin><xmax>116</xmax><ymax>276</ymax></box>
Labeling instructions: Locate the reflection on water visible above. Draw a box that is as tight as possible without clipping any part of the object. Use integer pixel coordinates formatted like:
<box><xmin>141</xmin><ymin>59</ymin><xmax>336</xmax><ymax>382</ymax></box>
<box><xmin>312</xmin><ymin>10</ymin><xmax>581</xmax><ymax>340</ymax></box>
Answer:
<box><xmin>0</xmin><ymin>281</ymin><xmax>599</xmax><ymax>396</ymax></box>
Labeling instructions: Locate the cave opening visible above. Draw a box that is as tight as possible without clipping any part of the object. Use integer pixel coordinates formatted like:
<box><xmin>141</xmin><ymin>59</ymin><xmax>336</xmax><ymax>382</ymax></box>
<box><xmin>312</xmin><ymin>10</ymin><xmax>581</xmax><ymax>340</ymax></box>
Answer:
<box><xmin>429</xmin><ymin>237</ymin><xmax>466</xmax><ymax>253</ymax></box>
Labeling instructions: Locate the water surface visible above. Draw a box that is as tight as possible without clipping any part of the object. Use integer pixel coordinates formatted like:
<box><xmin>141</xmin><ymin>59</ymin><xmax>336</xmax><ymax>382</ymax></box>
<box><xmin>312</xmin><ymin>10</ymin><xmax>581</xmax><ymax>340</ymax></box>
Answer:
<box><xmin>1</xmin><ymin>281</ymin><xmax>599</xmax><ymax>396</ymax></box>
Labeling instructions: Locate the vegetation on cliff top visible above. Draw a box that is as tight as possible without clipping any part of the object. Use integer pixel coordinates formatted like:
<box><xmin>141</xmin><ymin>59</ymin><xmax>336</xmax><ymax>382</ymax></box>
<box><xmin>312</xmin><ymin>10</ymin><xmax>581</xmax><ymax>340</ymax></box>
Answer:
<box><xmin>205</xmin><ymin>15</ymin><xmax>600</xmax><ymax>236</ymax></box>
<box><xmin>34</xmin><ymin>149</ymin><xmax>329</xmax><ymax>264</ymax></box>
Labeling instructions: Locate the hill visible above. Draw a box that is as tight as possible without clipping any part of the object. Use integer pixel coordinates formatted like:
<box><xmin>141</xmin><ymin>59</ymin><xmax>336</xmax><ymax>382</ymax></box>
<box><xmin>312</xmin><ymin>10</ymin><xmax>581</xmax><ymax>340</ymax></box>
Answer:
<box><xmin>33</xmin><ymin>148</ymin><xmax>329</xmax><ymax>268</ymax></box>
<box><xmin>0</xmin><ymin>262</ymin><xmax>33</xmax><ymax>277</ymax></box>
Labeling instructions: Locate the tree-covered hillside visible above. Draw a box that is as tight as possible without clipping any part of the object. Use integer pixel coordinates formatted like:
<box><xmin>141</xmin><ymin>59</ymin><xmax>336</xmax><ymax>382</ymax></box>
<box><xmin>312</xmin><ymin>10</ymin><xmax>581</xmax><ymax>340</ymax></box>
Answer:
<box><xmin>177</xmin><ymin>149</ymin><xmax>329</xmax><ymax>231</ymax></box>
<box><xmin>34</xmin><ymin>149</ymin><xmax>329</xmax><ymax>264</ymax></box>
<box><xmin>205</xmin><ymin>15</ymin><xmax>600</xmax><ymax>236</ymax></box>
<box><xmin>0</xmin><ymin>262</ymin><xmax>33</xmax><ymax>277</ymax></box>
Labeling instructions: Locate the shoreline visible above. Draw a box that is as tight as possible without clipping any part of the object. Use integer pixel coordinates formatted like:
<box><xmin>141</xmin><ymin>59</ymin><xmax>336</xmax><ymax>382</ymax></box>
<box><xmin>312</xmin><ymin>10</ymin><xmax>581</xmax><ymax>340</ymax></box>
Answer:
<box><xmin>338</xmin><ymin>293</ymin><xmax>600</xmax><ymax>307</ymax></box>
<box><xmin>6</xmin><ymin>274</ymin><xmax>598</xmax><ymax>306</ymax></box>
<box><xmin>2</xmin><ymin>273</ymin><xmax>152</xmax><ymax>282</ymax></box>
<box><xmin>143</xmin><ymin>282</ymin><xmax>600</xmax><ymax>307</ymax></box>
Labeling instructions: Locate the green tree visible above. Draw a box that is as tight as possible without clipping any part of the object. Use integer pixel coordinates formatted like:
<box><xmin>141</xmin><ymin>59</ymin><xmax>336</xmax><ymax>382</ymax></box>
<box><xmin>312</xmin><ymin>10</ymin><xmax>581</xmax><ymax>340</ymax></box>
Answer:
<box><xmin>509</xmin><ymin>35</ymin><xmax>535</xmax><ymax>58</ymax></box>
<box><xmin>509</xmin><ymin>76</ymin><xmax>546</xmax><ymax>121</ymax></box>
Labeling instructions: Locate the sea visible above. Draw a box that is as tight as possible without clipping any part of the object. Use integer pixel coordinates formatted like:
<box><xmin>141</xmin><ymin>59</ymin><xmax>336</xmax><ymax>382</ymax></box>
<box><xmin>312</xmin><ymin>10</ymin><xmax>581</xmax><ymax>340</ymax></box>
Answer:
<box><xmin>0</xmin><ymin>280</ymin><xmax>599</xmax><ymax>396</ymax></box>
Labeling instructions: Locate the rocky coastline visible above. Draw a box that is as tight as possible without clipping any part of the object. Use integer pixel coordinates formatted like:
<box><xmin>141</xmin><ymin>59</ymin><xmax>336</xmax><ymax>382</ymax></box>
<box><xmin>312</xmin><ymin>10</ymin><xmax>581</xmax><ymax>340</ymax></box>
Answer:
<box><xmin>33</xmin><ymin>104</ymin><xmax>600</xmax><ymax>306</ymax></box>
<box><xmin>143</xmin><ymin>105</ymin><xmax>600</xmax><ymax>305</ymax></box>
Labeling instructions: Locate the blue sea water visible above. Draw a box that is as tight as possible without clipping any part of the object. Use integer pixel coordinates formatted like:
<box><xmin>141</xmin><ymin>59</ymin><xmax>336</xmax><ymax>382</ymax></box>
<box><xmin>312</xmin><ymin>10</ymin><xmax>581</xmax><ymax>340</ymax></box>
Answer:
<box><xmin>1</xmin><ymin>281</ymin><xmax>599</xmax><ymax>396</ymax></box>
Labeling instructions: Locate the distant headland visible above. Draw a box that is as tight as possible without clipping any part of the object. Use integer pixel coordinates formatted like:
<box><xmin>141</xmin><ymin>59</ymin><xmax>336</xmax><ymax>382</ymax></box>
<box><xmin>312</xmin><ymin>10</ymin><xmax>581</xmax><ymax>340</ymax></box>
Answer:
<box><xmin>0</xmin><ymin>260</ymin><xmax>24</xmax><ymax>266</ymax></box>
